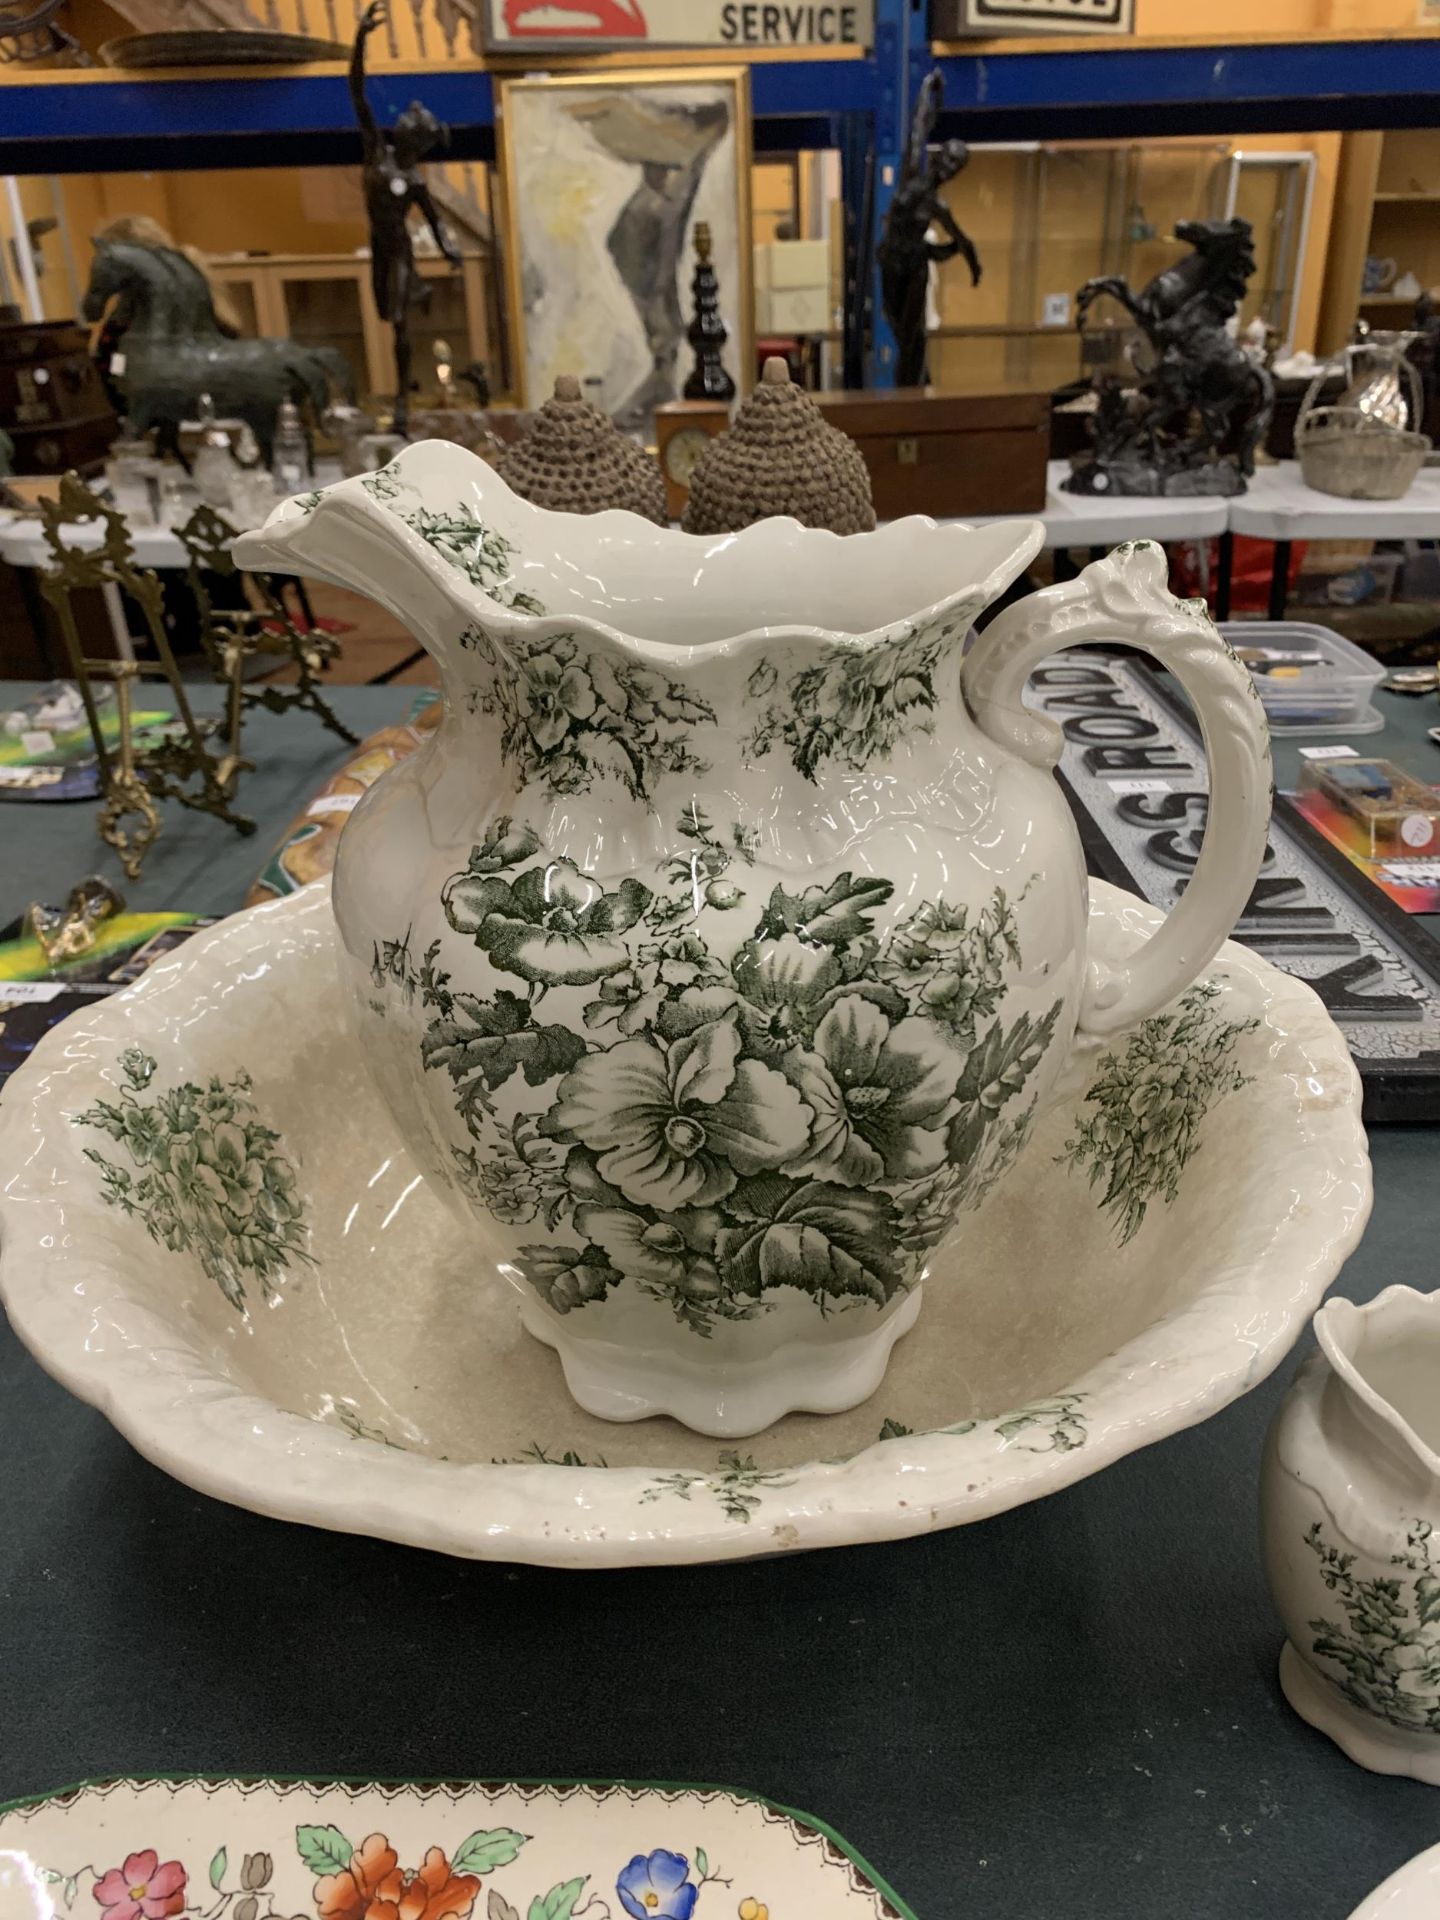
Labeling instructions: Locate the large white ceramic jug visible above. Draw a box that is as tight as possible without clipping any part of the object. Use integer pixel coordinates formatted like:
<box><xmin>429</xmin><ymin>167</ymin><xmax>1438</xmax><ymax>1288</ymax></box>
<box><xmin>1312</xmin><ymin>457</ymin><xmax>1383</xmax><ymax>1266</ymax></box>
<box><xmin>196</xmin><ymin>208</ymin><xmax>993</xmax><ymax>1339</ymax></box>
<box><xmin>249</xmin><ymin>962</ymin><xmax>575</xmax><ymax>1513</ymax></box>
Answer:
<box><xmin>237</xmin><ymin>444</ymin><xmax>1270</xmax><ymax>1435</ymax></box>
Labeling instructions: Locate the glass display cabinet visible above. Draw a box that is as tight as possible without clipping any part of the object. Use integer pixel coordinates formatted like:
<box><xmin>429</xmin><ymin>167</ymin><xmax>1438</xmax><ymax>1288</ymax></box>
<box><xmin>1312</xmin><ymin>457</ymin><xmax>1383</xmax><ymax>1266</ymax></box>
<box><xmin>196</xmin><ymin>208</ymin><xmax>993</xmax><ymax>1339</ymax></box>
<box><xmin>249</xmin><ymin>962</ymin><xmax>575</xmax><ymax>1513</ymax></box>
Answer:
<box><xmin>207</xmin><ymin>251</ymin><xmax>494</xmax><ymax>407</ymax></box>
<box><xmin>930</xmin><ymin>139</ymin><xmax>1313</xmax><ymax>392</ymax></box>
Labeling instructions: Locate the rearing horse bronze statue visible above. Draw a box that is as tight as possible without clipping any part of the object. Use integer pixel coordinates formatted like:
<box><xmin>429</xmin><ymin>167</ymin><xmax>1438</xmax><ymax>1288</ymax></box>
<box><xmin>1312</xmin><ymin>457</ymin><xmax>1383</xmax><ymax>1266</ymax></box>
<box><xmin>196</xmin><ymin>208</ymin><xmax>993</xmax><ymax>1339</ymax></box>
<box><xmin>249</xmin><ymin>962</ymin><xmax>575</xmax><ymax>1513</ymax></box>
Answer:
<box><xmin>1066</xmin><ymin>217</ymin><xmax>1273</xmax><ymax>497</ymax></box>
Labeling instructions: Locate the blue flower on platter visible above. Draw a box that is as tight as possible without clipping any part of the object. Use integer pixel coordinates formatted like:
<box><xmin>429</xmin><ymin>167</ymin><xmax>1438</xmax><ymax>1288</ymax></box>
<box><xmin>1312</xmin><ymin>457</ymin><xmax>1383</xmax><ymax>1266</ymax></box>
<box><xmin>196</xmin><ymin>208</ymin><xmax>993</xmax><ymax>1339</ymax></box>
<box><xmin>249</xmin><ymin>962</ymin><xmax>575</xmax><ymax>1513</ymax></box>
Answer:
<box><xmin>617</xmin><ymin>1850</ymin><xmax>698</xmax><ymax>1920</ymax></box>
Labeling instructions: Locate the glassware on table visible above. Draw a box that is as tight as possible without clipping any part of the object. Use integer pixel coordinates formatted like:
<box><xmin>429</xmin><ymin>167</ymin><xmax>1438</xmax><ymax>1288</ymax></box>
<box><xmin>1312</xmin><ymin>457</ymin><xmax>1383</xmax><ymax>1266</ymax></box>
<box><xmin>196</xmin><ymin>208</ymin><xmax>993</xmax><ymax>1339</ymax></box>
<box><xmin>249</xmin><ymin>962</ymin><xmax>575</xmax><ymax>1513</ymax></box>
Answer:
<box><xmin>190</xmin><ymin>393</ymin><xmax>243</xmax><ymax>514</ymax></box>
<box><xmin>157</xmin><ymin>457</ymin><xmax>196</xmax><ymax>527</ymax></box>
<box><xmin>271</xmin><ymin>399</ymin><xmax>310</xmax><ymax>500</ymax></box>
<box><xmin>1341</xmin><ymin>328</ymin><xmax>1423</xmax><ymax>430</ymax></box>
<box><xmin>104</xmin><ymin>434</ymin><xmax>161</xmax><ymax>526</ymax></box>
<box><xmin>228</xmin><ymin>468</ymin><xmax>280</xmax><ymax>529</ymax></box>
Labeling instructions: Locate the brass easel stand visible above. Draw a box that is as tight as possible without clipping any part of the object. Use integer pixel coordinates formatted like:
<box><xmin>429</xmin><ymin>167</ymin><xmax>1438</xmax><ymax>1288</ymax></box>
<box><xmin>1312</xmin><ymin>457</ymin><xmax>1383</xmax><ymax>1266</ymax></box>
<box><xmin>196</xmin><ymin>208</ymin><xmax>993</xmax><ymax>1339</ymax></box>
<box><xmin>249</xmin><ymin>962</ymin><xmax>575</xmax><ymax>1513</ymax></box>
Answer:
<box><xmin>37</xmin><ymin>472</ymin><xmax>255</xmax><ymax>880</ymax></box>
<box><xmin>176</xmin><ymin>503</ymin><xmax>359</xmax><ymax>748</ymax></box>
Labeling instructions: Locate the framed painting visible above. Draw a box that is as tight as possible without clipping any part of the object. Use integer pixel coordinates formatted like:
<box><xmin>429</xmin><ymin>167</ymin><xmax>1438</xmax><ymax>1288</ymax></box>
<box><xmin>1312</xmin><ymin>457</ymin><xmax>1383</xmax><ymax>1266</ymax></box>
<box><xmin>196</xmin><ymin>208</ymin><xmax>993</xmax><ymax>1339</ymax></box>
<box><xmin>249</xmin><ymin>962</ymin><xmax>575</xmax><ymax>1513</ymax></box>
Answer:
<box><xmin>497</xmin><ymin>67</ymin><xmax>754</xmax><ymax>434</ymax></box>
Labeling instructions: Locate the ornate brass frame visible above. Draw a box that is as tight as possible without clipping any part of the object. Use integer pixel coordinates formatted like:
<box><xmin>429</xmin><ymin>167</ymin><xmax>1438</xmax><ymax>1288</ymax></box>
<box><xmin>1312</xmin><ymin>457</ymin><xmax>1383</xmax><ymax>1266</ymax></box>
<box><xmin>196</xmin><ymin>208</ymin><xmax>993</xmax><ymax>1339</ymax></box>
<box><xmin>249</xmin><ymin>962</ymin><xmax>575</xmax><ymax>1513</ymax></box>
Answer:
<box><xmin>176</xmin><ymin>502</ymin><xmax>359</xmax><ymax>749</ymax></box>
<box><xmin>37</xmin><ymin>472</ymin><xmax>255</xmax><ymax>879</ymax></box>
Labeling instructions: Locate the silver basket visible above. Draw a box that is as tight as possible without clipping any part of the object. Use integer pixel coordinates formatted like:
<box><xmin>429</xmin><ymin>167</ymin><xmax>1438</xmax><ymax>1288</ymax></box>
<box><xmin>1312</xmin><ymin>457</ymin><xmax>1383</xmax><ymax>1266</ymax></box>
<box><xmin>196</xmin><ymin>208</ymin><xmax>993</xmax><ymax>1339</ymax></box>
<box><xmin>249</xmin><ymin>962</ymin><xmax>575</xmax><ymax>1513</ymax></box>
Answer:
<box><xmin>1295</xmin><ymin>404</ymin><xmax>1430</xmax><ymax>499</ymax></box>
<box><xmin>1294</xmin><ymin>352</ymin><xmax>1432</xmax><ymax>499</ymax></box>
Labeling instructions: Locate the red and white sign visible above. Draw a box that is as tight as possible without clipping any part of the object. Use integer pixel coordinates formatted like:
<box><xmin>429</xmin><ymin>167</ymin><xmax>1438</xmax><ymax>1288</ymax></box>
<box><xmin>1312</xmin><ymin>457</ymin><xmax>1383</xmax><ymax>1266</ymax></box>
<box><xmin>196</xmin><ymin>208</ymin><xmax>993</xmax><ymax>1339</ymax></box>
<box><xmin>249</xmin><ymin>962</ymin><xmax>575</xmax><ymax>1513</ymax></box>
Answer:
<box><xmin>486</xmin><ymin>0</ymin><xmax>872</xmax><ymax>48</ymax></box>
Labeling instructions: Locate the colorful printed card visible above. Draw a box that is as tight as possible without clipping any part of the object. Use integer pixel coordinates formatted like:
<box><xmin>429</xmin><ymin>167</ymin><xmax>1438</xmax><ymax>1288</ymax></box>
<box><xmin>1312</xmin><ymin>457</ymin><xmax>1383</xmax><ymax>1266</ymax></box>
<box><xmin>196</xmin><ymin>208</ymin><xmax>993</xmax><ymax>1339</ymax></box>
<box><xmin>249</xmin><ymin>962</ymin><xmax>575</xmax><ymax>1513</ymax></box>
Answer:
<box><xmin>1290</xmin><ymin>786</ymin><xmax>1440</xmax><ymax>914</ymax></box>
<box><xmin>0</xmin><ymin>708</ymin><xmax>176</xmax><ymax>802</ymax></box>
<box><xmin>0</xmin><ymin>910</ymin><xmax>213</xmax><ymax>986</ymax></box>
<box><xmin>0</xmin><ymin>913</ymin><xmax>215</xmax><ymax>1088</ymax></box>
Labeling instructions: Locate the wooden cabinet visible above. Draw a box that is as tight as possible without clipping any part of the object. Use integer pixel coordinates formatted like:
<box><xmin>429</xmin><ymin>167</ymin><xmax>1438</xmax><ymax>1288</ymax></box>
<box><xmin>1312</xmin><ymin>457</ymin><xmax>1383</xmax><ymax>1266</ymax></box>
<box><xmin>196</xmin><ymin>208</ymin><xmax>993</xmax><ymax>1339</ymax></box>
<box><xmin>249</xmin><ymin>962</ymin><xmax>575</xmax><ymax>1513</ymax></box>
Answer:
<box><xmin>208</xmin><ymin>251</ymin><xmax>492</xmax><ymax>406</ymax></box>
<box><xmin>931</xmin><ymin>141</ymin><xmax>1232</xmax><ymax>397</ymax></box>
<box><xmin>1318</xmin><ymin>131</ymin><xmax>1440</xmax><ymax>353</ymax></box>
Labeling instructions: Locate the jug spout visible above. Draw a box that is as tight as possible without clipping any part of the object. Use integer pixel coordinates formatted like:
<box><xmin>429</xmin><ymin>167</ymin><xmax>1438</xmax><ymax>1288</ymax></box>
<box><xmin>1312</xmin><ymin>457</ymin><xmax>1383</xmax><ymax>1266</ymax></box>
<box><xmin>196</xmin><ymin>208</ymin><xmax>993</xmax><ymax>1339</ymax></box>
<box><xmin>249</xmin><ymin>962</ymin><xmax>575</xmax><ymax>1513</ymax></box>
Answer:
<box><xmin>234</xmin><ymin>478</ymin><xmax>471</xmax><ymax>673</ymax></box>
<box><xmin>1316</xmin><ymin>1285</ymin><xmax>1440</xmax><ymax>1496</ymax></box>
<box><xmin>235</xmin><ymin>441</ymin><xmax>1045</xmax><ymax>823</ymax></box>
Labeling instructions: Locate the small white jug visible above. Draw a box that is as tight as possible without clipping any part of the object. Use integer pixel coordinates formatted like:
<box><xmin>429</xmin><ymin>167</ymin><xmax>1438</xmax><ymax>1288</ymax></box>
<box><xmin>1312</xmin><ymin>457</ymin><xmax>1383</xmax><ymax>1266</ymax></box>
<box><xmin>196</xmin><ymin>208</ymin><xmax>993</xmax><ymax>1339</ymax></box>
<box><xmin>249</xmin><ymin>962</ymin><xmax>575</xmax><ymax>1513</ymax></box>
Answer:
<box><xmin>1263</xmin><ymin>1285</ymin><xmax>1440</xmax><ymax>1785</ymax></box>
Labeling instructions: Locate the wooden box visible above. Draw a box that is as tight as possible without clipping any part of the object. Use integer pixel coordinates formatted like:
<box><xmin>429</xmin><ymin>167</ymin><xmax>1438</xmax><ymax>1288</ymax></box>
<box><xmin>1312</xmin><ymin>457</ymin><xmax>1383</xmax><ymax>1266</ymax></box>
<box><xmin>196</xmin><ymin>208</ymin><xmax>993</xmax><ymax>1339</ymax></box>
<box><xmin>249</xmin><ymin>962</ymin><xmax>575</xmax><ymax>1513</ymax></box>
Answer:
<box><xmin>814</xmin><ymin>388</ymin><xmax>1049</xmax><ymax>519</ymax></box>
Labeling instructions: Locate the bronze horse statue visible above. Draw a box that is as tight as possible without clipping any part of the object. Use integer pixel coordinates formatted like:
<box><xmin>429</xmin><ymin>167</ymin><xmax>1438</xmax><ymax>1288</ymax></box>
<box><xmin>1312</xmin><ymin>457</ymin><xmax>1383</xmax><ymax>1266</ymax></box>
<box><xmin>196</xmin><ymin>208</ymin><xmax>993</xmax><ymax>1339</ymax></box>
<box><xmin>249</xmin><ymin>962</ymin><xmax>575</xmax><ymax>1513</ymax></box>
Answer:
<box><xmin>83</xmin><ymin>241</ymin><xmax>352</xmax><ymax>464</ymax></box>
<box><xmin>1070</xmin><ymin>217</ymin><xmax>1273</xmax><ymax>495</ymax></box>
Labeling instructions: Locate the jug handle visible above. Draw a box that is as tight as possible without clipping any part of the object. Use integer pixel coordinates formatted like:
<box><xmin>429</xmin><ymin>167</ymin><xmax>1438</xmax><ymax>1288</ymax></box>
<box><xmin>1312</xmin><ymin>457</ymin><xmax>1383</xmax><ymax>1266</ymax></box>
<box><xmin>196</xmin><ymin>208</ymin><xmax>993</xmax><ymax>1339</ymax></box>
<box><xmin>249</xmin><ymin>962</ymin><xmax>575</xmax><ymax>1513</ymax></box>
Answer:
<box><xmin>960</xmin><ymin>540</ymin><xmax>1271</xmax><ymax>1038</ymax></box>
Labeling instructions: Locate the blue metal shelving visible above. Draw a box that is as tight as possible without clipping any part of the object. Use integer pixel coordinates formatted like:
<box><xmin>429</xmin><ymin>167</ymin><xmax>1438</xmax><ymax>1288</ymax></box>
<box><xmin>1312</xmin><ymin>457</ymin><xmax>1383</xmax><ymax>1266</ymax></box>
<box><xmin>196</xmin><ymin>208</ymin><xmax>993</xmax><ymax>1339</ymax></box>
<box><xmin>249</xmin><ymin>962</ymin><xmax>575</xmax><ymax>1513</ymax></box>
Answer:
<box><xmin>3</xmin><ymin>34</ymin><xmax>1440</xmax><ymax>173</ymax></box>
<box><xmin>934</xmin><ymin>35</ymin><xmax>1440</xmax><ymax>137</ymax></box>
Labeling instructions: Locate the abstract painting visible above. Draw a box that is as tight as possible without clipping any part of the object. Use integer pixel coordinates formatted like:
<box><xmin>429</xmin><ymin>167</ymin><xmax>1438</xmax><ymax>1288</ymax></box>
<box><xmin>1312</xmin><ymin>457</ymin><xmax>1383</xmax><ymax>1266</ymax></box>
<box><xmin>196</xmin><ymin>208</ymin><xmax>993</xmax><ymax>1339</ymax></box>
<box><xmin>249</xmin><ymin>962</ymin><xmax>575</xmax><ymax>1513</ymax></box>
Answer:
<box><xmin>498</xmin><ymin>69</ymin><xmax>752</xmax><ymax>434</ymax></box>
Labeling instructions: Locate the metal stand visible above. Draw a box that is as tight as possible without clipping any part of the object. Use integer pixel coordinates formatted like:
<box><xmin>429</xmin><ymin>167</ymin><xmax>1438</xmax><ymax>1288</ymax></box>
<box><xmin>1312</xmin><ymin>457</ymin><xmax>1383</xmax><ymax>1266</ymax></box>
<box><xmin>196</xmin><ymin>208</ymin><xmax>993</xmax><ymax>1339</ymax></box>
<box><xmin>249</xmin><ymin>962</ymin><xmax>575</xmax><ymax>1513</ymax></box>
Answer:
<box><xmin>1269</xmin><ymin>538</ymin><xmax>1292</xmax><ymax>620</ymax></box>
<box><xmin>36</xmin><ymin>472</ymin><xmax>255</xmax><ymax>878</ymax></box>
<box><xmin>177</xmin><ymin>503</ymin><xmax>359</xmax><ymax>748</ymax></box>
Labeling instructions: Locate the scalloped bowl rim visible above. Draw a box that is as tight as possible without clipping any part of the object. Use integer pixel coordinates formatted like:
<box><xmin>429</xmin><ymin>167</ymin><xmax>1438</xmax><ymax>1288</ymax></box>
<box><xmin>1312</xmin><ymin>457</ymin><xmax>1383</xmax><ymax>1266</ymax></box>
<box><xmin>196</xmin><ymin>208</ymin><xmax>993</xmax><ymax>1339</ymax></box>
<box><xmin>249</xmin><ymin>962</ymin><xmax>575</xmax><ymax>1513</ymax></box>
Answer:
<box><xmin>0</xmin><ymin>882</ymin><xmax>1372</xmax><ymax>1568</ymax></box>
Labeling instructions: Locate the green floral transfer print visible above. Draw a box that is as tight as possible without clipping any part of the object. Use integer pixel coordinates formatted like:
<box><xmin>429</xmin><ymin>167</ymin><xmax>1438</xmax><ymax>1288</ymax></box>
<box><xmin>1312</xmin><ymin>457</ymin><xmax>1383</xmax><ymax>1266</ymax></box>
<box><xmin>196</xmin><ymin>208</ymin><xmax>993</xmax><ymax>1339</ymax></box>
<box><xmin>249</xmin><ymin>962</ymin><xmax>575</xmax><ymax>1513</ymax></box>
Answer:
<box><xmin>457</xmin><ymin>627</ymin><xmax>716</xmax><ymax>801</ymax></box>
<box><xmin>495</xmin><ymin>1442</ymin><xmax>609</xmax><ymax>1467</ymax></box>
<box><xmin>640</xmin><ymin>1451</ymin><xmax>798</xmax><ymax>1525</ymax></box>
<box><xmin>401</xmin><ymin>503</ymin><xmax>546</xmax><ymax>613</ymax></box>
<box><xmin>360</xmin><ymin>462</ymin><xmax>405</xmax><ymax>502</ymax></box>
<box><xmin>312</xmin><ymin>1396</ymin><xmax>1091</xmax><ymax>1524</ymax></box>
<box><xmin>1058</xmin><ymin>981</ymin><xmax>1256</xmax><ymax>1245</ymax></box>
<box><xmin>334</xmin><ymin>1403</ymin><xmax>404</xmax><ymax>1448</ymax></box>
<box><xmin>876</xmin><ymin>1392</ymin><xmax>1088</xmax><ymax>1453</ymax></box>
<box><xmin>1306</xmin><ymin>1518</ymin><xmax>1440</xmax><ymax>1733</ymax></box>
<box><xmin>743</xmin><ymin>606</ymin><xmax>979</xmax><ymax>782</ymax></box>
<box><xmin>995</xmin><ymin>1393</ymin><xmax>1087</xmax><ymax>1452</ymax></box>
<box><xmin>360</xmin><ymin>462</ymin><xmax>545</xmax><ymax>614</ymax></box>
<box><xmin>76</xmin><ymin>1047</ymin><xmax>312</xmax><ymax>1312</ymax></box>
<box><xmin>371</xmin><ymin>807</ymin><xmax>1062</xmax><ymax>1336</ymax></box>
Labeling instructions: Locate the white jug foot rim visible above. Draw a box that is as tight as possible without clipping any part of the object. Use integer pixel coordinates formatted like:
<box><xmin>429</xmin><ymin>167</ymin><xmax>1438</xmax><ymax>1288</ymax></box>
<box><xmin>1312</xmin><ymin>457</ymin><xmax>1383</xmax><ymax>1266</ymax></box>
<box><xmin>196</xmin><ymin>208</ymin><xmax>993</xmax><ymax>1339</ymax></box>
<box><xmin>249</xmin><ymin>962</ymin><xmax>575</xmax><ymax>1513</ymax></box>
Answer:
<box><xmin>1279</xmin><ymin>1640</ymin><xmax>1440</xmax><ymax>1786</ymax></box>
<box><xmin>521</xmin><ymin>1288</ymin><xmax>924</xmax><ymax>1439</ymax></box>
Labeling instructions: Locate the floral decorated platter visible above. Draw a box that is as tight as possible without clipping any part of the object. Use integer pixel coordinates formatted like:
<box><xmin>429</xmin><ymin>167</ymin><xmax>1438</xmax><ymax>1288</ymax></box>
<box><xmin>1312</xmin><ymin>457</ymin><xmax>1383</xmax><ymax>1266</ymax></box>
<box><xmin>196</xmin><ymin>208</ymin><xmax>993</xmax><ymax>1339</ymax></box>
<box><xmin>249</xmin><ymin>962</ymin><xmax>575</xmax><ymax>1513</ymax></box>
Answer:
<box><xmin>0</xmin><ymin>1777</ymin><xmax>914</xmax><ymax>1920</ymax></box>
<box><xmin>0</xmin><ymin>878</ymin><xmax>1368</xmax><ymax>1568</ymax></box>
<box><xmin>1346</xmin><ymin>1843</ymin><xmax>1440</xmax><ymax>1919</ymax></box>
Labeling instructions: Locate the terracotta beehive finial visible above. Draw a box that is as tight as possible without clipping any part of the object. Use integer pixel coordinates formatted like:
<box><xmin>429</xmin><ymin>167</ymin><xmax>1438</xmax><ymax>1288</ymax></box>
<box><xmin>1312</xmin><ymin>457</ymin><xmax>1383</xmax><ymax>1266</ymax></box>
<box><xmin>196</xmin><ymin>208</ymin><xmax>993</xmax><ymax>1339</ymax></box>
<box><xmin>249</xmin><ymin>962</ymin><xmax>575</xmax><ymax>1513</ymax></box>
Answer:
<box><xmin>495</xmin><ymin>374</ymin><xmax>668</xmax><ymax>525</ymax></box>
<box><xmin>680</xmin><ymin>360</ymin><xmax>877</xmax><ymax>536</ymax></box>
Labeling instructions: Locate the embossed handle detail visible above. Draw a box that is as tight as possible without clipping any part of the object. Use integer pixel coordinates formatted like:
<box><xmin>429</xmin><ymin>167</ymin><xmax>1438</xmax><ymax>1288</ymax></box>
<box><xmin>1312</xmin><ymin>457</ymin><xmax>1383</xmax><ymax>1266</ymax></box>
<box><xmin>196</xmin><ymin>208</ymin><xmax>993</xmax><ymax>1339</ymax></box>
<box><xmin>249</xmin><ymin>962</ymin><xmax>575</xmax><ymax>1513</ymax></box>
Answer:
<box><xmin>961</xmin><ymin>541</ymin><xmax>1272</xmax><ymax>1037</ymax></box>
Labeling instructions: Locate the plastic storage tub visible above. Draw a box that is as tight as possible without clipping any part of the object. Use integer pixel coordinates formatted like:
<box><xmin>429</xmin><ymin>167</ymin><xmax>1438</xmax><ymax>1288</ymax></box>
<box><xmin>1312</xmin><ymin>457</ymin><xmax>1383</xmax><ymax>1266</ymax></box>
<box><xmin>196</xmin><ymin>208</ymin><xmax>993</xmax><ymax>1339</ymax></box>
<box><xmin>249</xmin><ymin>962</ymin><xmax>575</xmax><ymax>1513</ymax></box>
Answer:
<box><xmin>1221</xmin><ymin>620</ymin><xmax>1385</xmax><ymax>735</ymax></box>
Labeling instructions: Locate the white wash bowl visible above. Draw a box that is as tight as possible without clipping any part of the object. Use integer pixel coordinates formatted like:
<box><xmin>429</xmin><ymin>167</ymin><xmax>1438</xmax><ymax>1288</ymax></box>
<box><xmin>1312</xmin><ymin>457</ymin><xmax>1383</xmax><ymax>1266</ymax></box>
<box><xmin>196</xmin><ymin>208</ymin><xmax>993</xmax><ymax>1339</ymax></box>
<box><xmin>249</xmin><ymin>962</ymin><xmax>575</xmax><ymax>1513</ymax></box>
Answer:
<box><xmin>0</xmin><ymin>880</ymin><xmax>1370</xmax><ymax>1569</ymax></box>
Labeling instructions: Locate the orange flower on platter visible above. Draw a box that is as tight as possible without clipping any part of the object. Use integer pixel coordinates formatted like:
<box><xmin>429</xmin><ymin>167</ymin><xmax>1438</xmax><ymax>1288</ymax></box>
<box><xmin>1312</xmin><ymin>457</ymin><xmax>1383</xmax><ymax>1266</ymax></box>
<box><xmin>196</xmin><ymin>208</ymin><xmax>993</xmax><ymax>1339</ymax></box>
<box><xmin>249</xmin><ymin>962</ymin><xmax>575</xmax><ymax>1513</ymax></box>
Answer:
<box><xmin>315</xmin><ymin>1834</ymin><xmax>481</xmax><ymax>1920</ymax></box>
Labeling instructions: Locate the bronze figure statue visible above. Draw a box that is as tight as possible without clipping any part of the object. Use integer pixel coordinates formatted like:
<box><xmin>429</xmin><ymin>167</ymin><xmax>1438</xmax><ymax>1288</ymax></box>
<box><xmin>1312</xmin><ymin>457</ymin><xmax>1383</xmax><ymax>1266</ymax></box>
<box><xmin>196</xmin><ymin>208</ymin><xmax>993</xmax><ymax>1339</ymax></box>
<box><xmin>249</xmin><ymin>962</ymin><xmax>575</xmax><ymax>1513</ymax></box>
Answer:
<box><xmin>1066</xmin><ymin>217</ymin><xmax>1273</xmax><ymax>497</ymax></box>
<box><xmin>876</xmin><ymin>69</ymin><xmax>981</xmax><ymax>388</ymax></box>
<box><xmin>349</xmin><ymin>0</ymin><xmax>459</xmax><ymax>437</ymax></box>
